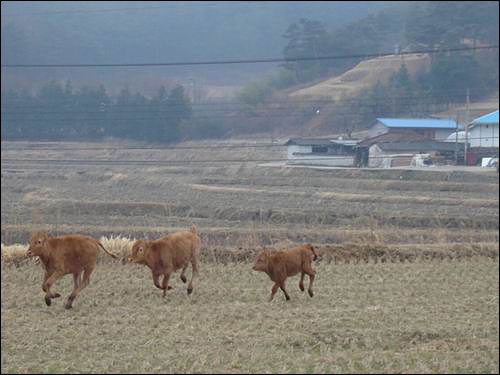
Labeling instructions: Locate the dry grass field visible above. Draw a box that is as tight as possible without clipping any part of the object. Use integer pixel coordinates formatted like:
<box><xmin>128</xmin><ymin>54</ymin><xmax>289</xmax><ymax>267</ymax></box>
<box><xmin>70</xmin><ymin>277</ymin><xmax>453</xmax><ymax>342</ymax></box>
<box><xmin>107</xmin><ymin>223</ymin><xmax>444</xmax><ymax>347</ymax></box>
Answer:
<box><xmin>289</xmin><ymin>54</ymin><xmax>430</xmax><ymax>100</ymax></box>
<box><xmin>2</xmin><ymin>259</ymin><xmax>498</xmax><ymax>373</ymax></box>
<box><xmin>1</xmin><ymin>140</ymin><xmax>499</xmax><ymax>373</ymax></box>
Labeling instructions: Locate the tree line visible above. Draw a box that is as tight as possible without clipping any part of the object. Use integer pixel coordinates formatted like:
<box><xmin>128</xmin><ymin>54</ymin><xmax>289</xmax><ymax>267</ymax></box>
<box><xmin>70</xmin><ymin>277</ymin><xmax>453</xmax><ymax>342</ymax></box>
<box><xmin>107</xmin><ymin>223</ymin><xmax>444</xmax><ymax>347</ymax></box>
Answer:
<box><xmin>281</xmin><ymin>1</ymin><xmax>498</xmax><ymax>85</ymax></box>
<box><xmin>1</xmin><ymin>83</ymin><xmax>193</xmax><ymax>142</ymax></box>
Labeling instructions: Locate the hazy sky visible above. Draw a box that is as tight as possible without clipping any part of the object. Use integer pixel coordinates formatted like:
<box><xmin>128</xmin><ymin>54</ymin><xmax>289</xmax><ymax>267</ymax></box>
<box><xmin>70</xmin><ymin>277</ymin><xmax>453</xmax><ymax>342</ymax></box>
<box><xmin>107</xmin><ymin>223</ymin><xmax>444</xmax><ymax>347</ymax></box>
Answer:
<box><xmin>1</xmin><ymin>1</ymin><xmax>395</xmax><ymax>93</ymax></box>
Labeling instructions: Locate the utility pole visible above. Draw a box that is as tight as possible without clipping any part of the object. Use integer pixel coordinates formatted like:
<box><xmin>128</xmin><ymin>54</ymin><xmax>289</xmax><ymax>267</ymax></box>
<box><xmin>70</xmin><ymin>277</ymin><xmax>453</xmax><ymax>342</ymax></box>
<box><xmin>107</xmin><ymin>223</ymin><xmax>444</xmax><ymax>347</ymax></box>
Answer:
<box><xmin>464</xmin><ymin>88</ymin><xmax>470</xmax><ymax>165</ymax></box>
<box><xmin>189</xmin><ymin>78</ymin><xmax>196</xmax><ymax>104</ymax></box>
<box><xmin>455</xmin><ymin>112</ymin><xmax>460</xmax><ymax>165</ymax></box>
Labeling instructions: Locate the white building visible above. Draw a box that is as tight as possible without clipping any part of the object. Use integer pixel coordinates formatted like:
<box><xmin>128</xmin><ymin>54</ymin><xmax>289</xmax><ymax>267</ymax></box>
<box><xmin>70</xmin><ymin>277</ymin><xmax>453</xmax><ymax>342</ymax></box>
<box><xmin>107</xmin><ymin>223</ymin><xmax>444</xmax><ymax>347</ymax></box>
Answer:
<box><xmin>468</xmin><ymin>110</ymin><xmax>499</xmax><ymax>148</ymax></box>
<box><xmin>285</xmin><ymin>138</ymin><xmax>358</xmax><ymax>167</ymax></box>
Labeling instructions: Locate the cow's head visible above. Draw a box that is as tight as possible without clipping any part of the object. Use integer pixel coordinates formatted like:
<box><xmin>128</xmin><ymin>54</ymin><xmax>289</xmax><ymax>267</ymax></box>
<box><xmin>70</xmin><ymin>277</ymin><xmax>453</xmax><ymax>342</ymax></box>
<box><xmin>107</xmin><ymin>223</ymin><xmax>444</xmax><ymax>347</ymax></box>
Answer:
<box><xmin>252</xmin><ymin>249</ymin><xmax>270</xmax><ymax>272</ymax></box>
<box><xmin>129</xmin><ymin>240</ymin><xmax>148</xmax><ymax>264</ymax></box>
<box><xmin>27</xmin><ymin>231</ymin><xmax>49</xmax><ymax>257</ymax></box>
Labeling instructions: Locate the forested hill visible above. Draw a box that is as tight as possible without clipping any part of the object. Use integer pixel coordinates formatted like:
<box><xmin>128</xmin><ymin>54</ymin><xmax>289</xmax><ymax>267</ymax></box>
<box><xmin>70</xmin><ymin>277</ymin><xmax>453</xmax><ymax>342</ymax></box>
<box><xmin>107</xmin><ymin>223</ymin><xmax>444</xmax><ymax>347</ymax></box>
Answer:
<box><xmin>237</xmin><ymin>1</ymin><xmax>499</xmax><ymax>136</ymax></box>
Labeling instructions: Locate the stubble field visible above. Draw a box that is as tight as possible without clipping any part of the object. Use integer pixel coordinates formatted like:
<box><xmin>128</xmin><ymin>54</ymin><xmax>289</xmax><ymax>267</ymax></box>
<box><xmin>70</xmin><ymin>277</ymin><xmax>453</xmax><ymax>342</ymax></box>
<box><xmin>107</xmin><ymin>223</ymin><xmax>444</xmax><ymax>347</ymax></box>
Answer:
<box><xmin>1</xmin><ymin>140</ymin><xmax>499</xmax><ymax>373</ymax></box>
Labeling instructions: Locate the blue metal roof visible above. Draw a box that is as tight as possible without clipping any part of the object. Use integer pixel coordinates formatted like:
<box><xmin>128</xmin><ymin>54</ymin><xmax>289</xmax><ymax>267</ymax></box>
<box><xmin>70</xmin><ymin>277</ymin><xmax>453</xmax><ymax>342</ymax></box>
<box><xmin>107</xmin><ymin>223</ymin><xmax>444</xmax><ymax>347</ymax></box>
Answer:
<box><xmin>472</xmin><ymin>110</ymin><xmax>499</xmax><ymax>125</ymax></box>
<box><xmin>376</xmin><ymin>118</ymin><xmax>457</xmax><ymax>129</ymax></box>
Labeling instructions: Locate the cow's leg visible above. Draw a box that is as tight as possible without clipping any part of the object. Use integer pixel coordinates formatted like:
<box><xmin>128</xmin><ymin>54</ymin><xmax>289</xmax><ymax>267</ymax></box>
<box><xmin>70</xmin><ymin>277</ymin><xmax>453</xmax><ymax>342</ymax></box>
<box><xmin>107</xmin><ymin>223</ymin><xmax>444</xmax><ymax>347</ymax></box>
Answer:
<box><xmin>180</xmin><ymin>264</ymin><xmax>189</xmax><ymax>283</ymax></box>
<box><xmin>162</xmin><ymin>275</ymin><xmax>174</xmax><ymax>290</ymax></box>
<box><xmin>303</xmin><ymin>264</ymin><xmax>316</xmax><ymax>298</ymax></box>
<box><xmin>299</xmin><ymin>272</ymin><xmax>305</xmax><ymax>292</ymax></box>
<box><xmin>73</xmin><ymin>272</ymin><xmax>82</xmax><ymax>289</ymax></box>
<box><xmin>64</xmin><ymin>268</ymin><xmax>92</xmax><ymax>309</ymax></box>
<box><xmin>152</xmin><ymin>271</ymin><xmax>162</xmax><ymax>290</ymax></box>
<box><xmin>62</xmin><ymin>271</ymin><xmax>83</xmax><ymax>309</ymax></box>
<box><xmin>161</xmin><ymin>273</ymin><xmax>171</xmax><ymax>298</ymax></box>
<box><xmin>280</xmin><ymin>280</ymin><xmax>291</xmax><ymax>301</ymax></box>
<box><xmin>269</xmin><ymin>282</ymin><xmax>280</xmax><ymax>302</ymax></box>
<box><xmin>42</xmin><ymin>271</ymin><xmax>64</xmax><ymax>306</ymax></box>
<box><xmin>42</xmin><ymin>272</ymin><xmax>62</xmax><ymax>301</ymax></box>
<box><xmin>41</xmin><ymin>272</ymin><xmax>51</xmax><ymax>305</ymax></box>
<box><xmin>152</xmin><ymin>272</ymin><xmax>173</xmax><ymax>292</ymax></box>
<box><xmin>187</xmin><ymin>259</ymin><xmax>199</xmax><ymax>295</ymax></box>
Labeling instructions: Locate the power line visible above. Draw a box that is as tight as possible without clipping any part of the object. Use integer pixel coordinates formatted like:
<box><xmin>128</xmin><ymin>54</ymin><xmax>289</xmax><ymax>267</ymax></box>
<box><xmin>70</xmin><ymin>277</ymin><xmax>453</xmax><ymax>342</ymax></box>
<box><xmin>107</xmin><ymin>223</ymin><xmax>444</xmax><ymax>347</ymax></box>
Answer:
<box><xmin>1</xmin><ymin>90</ymin><xmax>493</xmax><ymax>116</ymax></box>
<box><xmin>0</xmin><ymin>109</ymin><xmax>487</xmax><ymax>122</ymax></box>
<box><xmin>0</xmin><ymin>110</ymin><xmax>475</xmax><ymax>122</ymax></box>
<box><xmin>0</xmin><ymin>2</ymin><xmax>255</xmax><ymax>17</ymax></box>
<box><xmin>2</xmin><ymin>45</ymin><xmax>497</xmax><ymax>68</ymax></box>
<box><xmin>1</xmin><ymin>114</ymin><xmax>318</xmax><ymax>122</ymax></box>
<box><xmin>0</xmin><ymin>93</ymin><xmax>483</xmax><ymax>114</ymax></box>
<box><xmin>1</xmin><ymin>137</ymin><xmax>497</xmax><ymax>152</ymax></box>
<box><xmin>1</xmin><ymin>148</ymin><xmax>497</xmax><ymax>167</ymax></box>
<box><xmin>0</xmin><ymin>92</ymin><xmax>487</xmax><ymax>110</ymax></box>
<box><xmin>0</xmin><ymin>144</ymin><xmax>284</xmax><ymax>151</ymax></box>
<box><xmin>1</xmin><ymin>86</ymin><xmax>490</xmax><ymax>110</ymax></box>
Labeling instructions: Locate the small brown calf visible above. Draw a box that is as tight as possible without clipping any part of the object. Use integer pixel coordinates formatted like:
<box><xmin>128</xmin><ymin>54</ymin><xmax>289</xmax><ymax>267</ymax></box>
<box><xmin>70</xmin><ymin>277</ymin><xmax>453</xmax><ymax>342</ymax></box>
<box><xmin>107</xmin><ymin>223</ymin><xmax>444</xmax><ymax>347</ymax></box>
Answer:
<box><xmin>129</xmin><ymin>225</ymin><xmax>201</xmax><ymax>297</ymax></box>
<box><xmin>252</xmin><ymin>244</ymin><xmax>318</xmax><ymax>302</ymax></box>
<box><xmin>26</xmin><ymin>232</ymin><xmax>118</xmax><ymax>309</ymax></box>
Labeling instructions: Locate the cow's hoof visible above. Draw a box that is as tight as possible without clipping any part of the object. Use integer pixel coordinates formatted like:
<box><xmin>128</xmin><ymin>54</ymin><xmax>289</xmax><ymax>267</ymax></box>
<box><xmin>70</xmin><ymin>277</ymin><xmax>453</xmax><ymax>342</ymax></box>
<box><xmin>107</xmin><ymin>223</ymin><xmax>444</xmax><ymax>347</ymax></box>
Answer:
<box><xmin>167</xmin><ymin>286</ymin><xmax>173</xmax><ymax>290</ymax></box>
<box><xmin>64</xmin><ymin>303</ymin><xmax>73</xmax><ymax>310</ymax></box>
<box><xmin>45</xmin><ymin>296</ymin><xmax>52</xmax><ymax>306</ymax></box>
<box><xmin>181</xmin><ymin>275</ymin><xmax>187</xmax><ymax>283</ymax></box>
<box><xmin>308</xmin><ymin>290</ymin><xmax>314</xmax><ymax>298</ymax></box>
<box><xmin>299</xmin><ymin>284</ymin><xmax>305</xmax><ymax>292</ymax></box>
<box><xmin>53</xmin><ymin>293</ymin><xmax>61</xmax><ymax>298</ymax></box>
<box><xmin>187</xmin><ymin>288</ymin><xmax>193</xmax><ymax>295</ymax></box>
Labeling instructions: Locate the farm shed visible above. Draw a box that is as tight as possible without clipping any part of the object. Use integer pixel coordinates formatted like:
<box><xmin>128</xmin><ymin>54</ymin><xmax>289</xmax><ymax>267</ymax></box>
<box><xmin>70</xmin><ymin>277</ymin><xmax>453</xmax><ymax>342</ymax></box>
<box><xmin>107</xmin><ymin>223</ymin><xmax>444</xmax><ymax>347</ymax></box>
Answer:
<box><xmin>367</xmin><ymin>141</ymin><xmax>462</xmax><ymax>168</ymax></box>
<box><xmin>468</xmin><ymin>110</ymin><xmax>499</xmax><ymax>148</ymax></box>
<box><xmin>355</xmin><ymin>130</ymin><xmax>428</xmax><ymax>167</ymax></box>
<box><xmin>285</xmin><ymin>138</ymin><xmax>358</xmax><ymax>167</ymax></box>
<box><xmin>367</xmin><ymin>118</ymin><xmax>459</xmax><ymax>141</ymax></box>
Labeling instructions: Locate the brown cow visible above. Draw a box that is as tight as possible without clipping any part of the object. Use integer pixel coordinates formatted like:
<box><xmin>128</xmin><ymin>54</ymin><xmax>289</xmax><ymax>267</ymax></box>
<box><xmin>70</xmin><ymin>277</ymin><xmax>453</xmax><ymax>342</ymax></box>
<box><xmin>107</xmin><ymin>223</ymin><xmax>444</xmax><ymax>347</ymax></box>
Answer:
<box><xmin>26</xmin><ymin>232</ymin><xmax>118</xmax><ymax>309</ymax></box>
<box><xmin>252</xmin><ymin>244</ymin><xmax>318</xmax><ymax>302</ymax></box>
<box><xmin>129</xmin><ymin>225</ymin><xmax>201</xmax><ymax>297</ymax></box>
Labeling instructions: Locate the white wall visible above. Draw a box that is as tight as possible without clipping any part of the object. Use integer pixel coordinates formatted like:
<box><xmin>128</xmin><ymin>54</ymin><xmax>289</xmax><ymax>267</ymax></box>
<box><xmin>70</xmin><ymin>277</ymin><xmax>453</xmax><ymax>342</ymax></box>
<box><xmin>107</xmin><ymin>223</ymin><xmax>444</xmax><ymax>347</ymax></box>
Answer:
<box><xmin>368</xmin><ymin>144</ymin><xmax>414</xmax><ymax>168</ymax></box>
<box><xmin>287</xmin><ymin>144</ymin><xmax>354</xmax><ymax>166</ymax></box>
<box><xmin>287</xmin><ymin>155</ymin><xmax>355</xmax><ymax>167</ymax></box>
<box><xmin>469</xmin><ymin>124</ymin><xmax>499</xmax><ymax>148</ymax></box>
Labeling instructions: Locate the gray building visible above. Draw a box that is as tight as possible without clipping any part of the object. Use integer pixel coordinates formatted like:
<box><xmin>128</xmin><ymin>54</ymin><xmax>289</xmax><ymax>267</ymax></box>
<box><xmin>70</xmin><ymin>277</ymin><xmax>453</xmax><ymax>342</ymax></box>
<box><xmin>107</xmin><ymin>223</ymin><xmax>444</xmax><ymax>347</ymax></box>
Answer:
<box><xmin>367</xmin><ymin>140</ymin><xmax>462</xmax><ymax>168</ymax></box>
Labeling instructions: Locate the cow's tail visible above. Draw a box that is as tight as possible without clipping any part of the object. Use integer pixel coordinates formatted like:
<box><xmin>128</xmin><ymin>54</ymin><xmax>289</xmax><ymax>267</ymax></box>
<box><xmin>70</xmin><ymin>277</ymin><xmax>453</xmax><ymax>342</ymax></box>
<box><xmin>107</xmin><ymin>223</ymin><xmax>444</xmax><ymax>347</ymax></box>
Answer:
<box><xmin>190</xmin><ymin>225</ymin><xmax>201</xmax><ymax>259</ymax></box>
<box><xmin>309</xmin><ymin>244</ymin><xmax>319</xmax><ymax>261</ymax></box>
<box><xmin>98</xmin><ymin>242</ymin><xmax>118</xmax><ymax>259</ymax></box>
